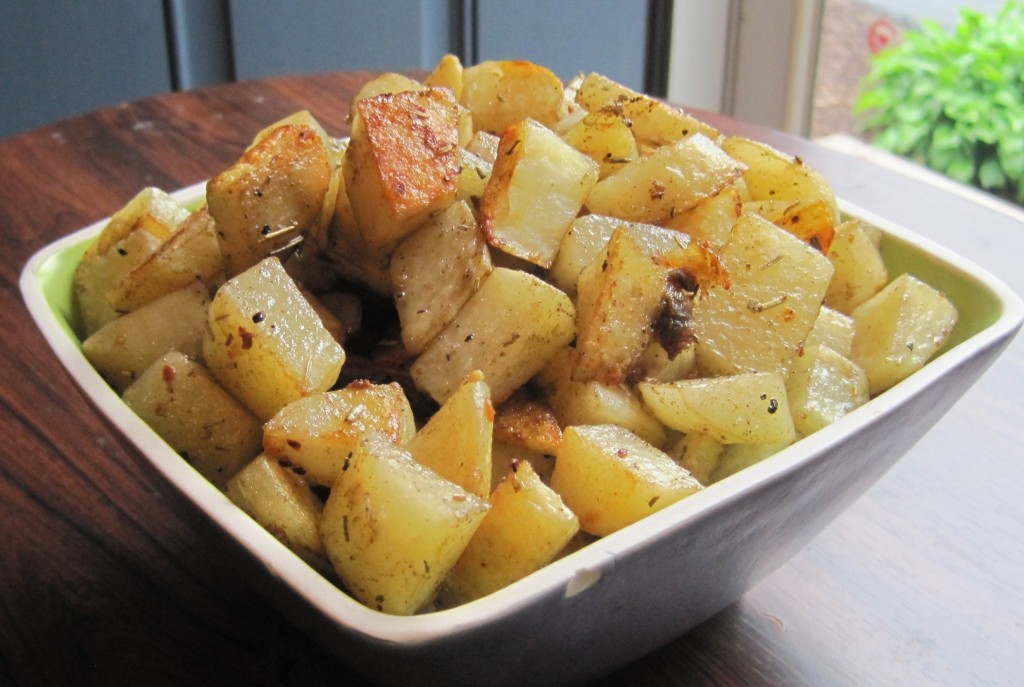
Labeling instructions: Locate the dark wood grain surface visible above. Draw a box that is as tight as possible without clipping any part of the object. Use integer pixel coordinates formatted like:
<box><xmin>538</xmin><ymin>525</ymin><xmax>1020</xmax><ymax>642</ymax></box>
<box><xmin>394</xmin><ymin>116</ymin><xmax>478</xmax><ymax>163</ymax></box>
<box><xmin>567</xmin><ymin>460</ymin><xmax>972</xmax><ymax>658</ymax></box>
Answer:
<box><xmin>2</xmin><ymin>72</ymin><xmax>1022</xmax><ymax>687</ymax></box>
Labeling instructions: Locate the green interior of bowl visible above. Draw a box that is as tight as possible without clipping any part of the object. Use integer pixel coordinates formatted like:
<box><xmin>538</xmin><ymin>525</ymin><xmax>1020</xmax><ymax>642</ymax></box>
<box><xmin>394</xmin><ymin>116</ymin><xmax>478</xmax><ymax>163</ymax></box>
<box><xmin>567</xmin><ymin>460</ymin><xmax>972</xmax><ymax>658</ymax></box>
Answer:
<box><xmin>37</xmin><ymin>237</ymin><xmax>92</xmax><ymax>345</ymax></box>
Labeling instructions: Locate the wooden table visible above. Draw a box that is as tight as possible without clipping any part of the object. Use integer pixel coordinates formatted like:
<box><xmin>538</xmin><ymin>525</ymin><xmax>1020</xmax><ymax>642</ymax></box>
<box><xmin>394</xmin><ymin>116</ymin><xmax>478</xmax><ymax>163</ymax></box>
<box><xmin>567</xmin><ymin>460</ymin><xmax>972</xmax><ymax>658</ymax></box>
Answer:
<box><xmin>1</xmin><ymin>72</ymin><xmax>1021</xmax><ymax>686</ymax></box>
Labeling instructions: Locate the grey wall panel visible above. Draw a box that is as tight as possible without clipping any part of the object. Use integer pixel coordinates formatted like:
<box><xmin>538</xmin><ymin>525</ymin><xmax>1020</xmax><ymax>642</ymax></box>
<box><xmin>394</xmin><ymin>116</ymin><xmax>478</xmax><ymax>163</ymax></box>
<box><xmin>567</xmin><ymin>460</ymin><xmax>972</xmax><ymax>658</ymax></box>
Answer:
<box><xmin>166</xmin><ymin>0</ymin><xmax>234</xmax><ymax>89</ymax></box>
<box><xmin>227</xmin><ymin>0</ymin><xmax>459</xmax><ymax>79</ymax></box>
<box><xmin>473</xmin><ymin>0</ymin><xmax>649</xmax><ymax>90</ymax></box>
<box><xmin>0</xmin><ymin>0</ymin><xmax>173</xmax><ymax>138</ymax></box>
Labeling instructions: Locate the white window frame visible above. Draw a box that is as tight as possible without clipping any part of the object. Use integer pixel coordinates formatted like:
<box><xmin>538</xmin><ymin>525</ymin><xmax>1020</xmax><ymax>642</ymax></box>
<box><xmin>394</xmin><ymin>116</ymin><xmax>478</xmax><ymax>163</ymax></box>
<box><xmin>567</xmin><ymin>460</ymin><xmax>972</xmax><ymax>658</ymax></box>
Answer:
<box><xmin>667</xmin><ymin>0</ymin><xmax>824</xmax><ymax>136</ymax></box>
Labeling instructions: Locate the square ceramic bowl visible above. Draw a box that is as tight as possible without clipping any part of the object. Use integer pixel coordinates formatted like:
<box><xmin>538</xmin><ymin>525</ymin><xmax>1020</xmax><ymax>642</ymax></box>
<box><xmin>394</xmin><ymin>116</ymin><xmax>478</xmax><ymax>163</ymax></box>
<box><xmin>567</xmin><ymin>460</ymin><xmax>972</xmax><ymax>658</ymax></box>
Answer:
<box><xmin>20</xmin><ymin>181</ymin><xmax>1023</xmax><ymax>687</ymax></box>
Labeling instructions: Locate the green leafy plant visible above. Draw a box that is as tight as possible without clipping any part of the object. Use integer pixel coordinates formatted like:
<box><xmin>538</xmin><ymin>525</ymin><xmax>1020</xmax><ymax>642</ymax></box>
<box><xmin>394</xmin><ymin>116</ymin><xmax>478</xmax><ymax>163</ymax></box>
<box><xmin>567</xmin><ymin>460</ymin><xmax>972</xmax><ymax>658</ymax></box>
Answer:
<box><xmin>855</xmin><ymin>0</ymin><xmax>1024</xmax><ymax>205</ymax></box>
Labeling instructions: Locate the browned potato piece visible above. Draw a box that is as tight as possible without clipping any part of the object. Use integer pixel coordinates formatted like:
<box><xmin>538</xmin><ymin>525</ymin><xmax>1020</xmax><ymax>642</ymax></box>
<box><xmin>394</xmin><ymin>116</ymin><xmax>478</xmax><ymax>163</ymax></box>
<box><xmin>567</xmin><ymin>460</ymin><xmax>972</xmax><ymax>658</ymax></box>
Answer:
<box><xmin>824</xmin><ymin>220</ymin><xmax>890</xmax><ymax>314</ymax></box>
<box><xmin>721</xmin><ymin>136</ymin><xmax>840</xmax><ymax>224</ymax></box>
<box><xmin>480</xmin><ymin>118</ymin><xmax>599</xmax><ymax>268</ymax></box>
<box><xmin>263</xmin><ymin>381</ymin><xmax>416</xmax><ymax>488</ymax></box>
<box><xmin>693</xmin><ymin>212</ymin><xmax>834</xmax><ymax>376</ymax></box>
<box><xmin>320</xmin><ymin>431</ymin><xmax>490</xmax><ymax>615</ymax></box>
<box><xmin>460</xmin><ymin>60</ymin><xmax>565</xmax><ymax>134</ymax></box>
<box><xmin>84</xmin><ymin>186</ymin><xmax>189</xmax><ymax>262</ymax></box>
<box><xmin>122</xmin><ymin>351</ymin><xmax>262</xmax><ymax>488</ymax></box>
<box><xmin>585</xmin><ymin>134</ymin><xmax>745</xmax><ymax>224</ymax></box>
<box><xmin>410</xmin><ymin>267</ymin><xmax>575</xmax><ymax>405</ymax></box>
<box><xmin>425</xmin><ymin>53</ymin><xmax>464</xmax><ymax>99</ymax></box>
<box><xmin>74</xmin><ymin>186</ymin><xmax>188</xmax><ymax>336</ymax></box>
<box><xmin>203</xmin><ymin>257</ymin><xmax>345</xmax><ymax>421</ymax></box>
<box><xmin>562</xmin><ymin>109</ymin><xmax>640</xmax><ymax>178</ymax></box>
<box><xmin>660</xmin><ymin>185</ymin><xmax>742</xmax><ymax>251</ymax></box>
<box><xmin>406</xmin><ymin>371</ymin><xmax>493</xmax><ymax>499</ymax></box>
<box><xmin>849</xmin><ymin>273</ymin><xmax>958</xmax><ymax>394</ymax></box>
<box><xmin>638</xmin><ymin>372</ymin><xmax>797</xmax><ymax>445</ymax></box>
<box><xmin>207</xmin><ymin>119</ymin><xmax>332</xmax><ymax>277</ymax></box>
<box><xmin>249</xmin><ymin>110</ymin><xmax>345</xmax><ymax>247</ymax></box>
<box><xmin>226</xmin><ymin>454</ymin><xmax>329</xmax><ymax>573</ymax></box>
<box><xmin>573</xmin><ymin>223</ymin><xmax>689</xmax><ymax>386</ymax></box>
<box><xmin>83</xmin><ymin>280</ymin><xmax>209</xmax><ymax>392</ymax></box>
<box><xmin>390</xmin><ymin>200</ymin><xmax>493</xmax><ymax>354</ymax></box>
<box><xmin>492</xmin><ymin>391</ymin><xmax>563</xmax><ymax>457</ymax></box>
<box><xmin>107</xmin><ymin>205</ymin><xmax>223</xmax><ymax>312</ymax></box>
<box><xmin>550</xmin><ymin>424</ymin><xmax>702</xmax><ymax>536</ymax></box>
<box><xmin>574</xmin><ymin>72</ymin><xmax>718</xmax><ymax>146</ymax></box>
<box><xmin>440</xmin><ymin>459</ymin><xmax>579</xmax><ymax>605</ymax></box>
<box><xmin>318</xmin><ymin>138</ymin><xmax>394</xmax><ymax>296</ymax></box>
<box><xmin>344</xmin><ymin>88</ymin><xmax>461</xmax><ymax>249</ymax></box>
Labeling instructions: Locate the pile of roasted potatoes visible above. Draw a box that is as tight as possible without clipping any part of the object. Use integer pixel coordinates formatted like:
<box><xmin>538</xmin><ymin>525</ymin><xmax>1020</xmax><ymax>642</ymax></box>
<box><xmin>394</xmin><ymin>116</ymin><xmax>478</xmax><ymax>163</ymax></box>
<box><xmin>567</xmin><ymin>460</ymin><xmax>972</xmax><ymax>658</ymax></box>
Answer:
<box><xmin>74</xmin><ymin>56</ymin><xmax>958</xmax><ymax>614</ymax></box>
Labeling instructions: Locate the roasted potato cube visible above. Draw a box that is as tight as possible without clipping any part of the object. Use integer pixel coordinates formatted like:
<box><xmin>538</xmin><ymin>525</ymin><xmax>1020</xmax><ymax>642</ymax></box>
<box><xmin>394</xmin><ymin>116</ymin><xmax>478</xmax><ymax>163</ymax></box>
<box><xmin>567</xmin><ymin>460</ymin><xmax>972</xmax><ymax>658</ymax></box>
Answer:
<box><xmin>538</xmin><ymin>348</ymin><xmax>667</xmax><ymax>448</ymax></box>
<box><xmin>668</xmin><ymin>432</ymin><xmax>724</xmax><ymax>486</ymax></box>
<box><xmin>638</xmin><ymin>372</ymin><xmax>798</xmax><ymax>445</ymax></box>
<box><xmin>319</xmin><ymin>139</ymin><xmax>394</xmax><ymax>296</ymax></box>
<box><xmin>465</xmin><ymin>130</ymin><xmax>500</xmax><ymax>163</ymax></box>
<box><xmin>585</xmin><ymin>134</ymin><xmax>745</xmax><ymax>224</ymax></box>
<box><xmin>107</xmin><ymin>205</ymin><xmax>223</xmax><ymax>312</ymax></box>
<box><xmin>850</xmin><ymin>273</ymin><xmax>958</xmax><ymax>394</ymax></box>
<box><xmin>562</xmin><ymin>109</ymin><xmax>640</xmax><ymax>178</ymax></box>
<box><xmin>321</xmin><ymin>431</ymin><xmax>489</xmax><ymax>615</ymax></box>
<box><xmin>390</xmin><ymin>200</ymin><xmax>493</xmax><ymax>354</ymax></box>
<box><xmin>250</xmin><ymin>110</ymin><xmax>345</xmax><ymax>246</ymax></box>
<box><xmin>226</xmin><ymin>454</ymin><xmax>329</xmax><ymax>572</ymax></box>
<box><xmin>344</xmin><ymin>88</ymin><xmax>461</xmax><ymax>249</ymax></box>
<box><xmin>84</xmin><ymin>186</ymin><xmax>190</xmax><ymax>262</ymax></box>
<box><xmin>692</xmin><ymin>212</ymin><xmax>834</xmax><ymax>376</ymax></box>
<box><xmin>460</xmin><ymin>60</ymin><xmax>565</xmax><ymax>135</ymax></box>
<box><xmin>824</xmin><ymin>220</ymin><xmax>890</xmax><ymax>314</ymax></box>
<box><xmin>660</xmin><ymin>185</ymin><xmax>742</xmax><ymax>251</ymax></box>
<box><xmin>207</xmin><ymin>117</ymin><xmax>332</xmax><ymax>276</ymax></box>
<box><xmin>83</xmin><ymin>280</ymin><xmax>209</xmax><ymax>392</ymax></box>
<box><xmin>769</xmin><ymin>199</ymin><xmax>837</xmax><ymax>253</ymax></box>
<box><xmin>425</xmin><ymin>53</ymin><xmax>464</xmax><ymax>99</ymax></box>
<box><xmin>263</xmin><ymin>381</ymin><xmax>416</xmax><ymax>487</ymax></box>
<box><xmin>406</xmin><ymin>371</ymin><xmax>494</xmax><ymax>499</ymax></box>
<box><xmin>804</xmin><ymin>305</ymin><xmax>856</xmax><ymax>358</ymax></box>
<box><xmin>573</xmin><ymin>223</ymin><xmax>689</xmax><ymax>385</ymax></box>
<box><xmin>712</xmin><ymin>439</ymin><xmax>797</xmax><ymax>483</ymax></box>
<box><xmin>639</xmin><ymin>337</ymin><xmax>698</xmax><ymax>383</ymax></box>
<box><xmin>352</xmin><ymin>72</ymin><xmax>426</xmax><ymax>104</ymax></box>
<box><xmin>786</xmin><ymin>344</ymin><xmax>870</xmax><ymax>435</ymax></box>
<box><xmin>75</xmin><ymin>187</ymin><xmax>191</xmax><ymax>332</ymax></box>
<box><xmin>721</xmin><ymin>136</ymin><xmax>840</xmax><ymax>224</ymax></box>
<box><xmin>122</xmin><ymin>351</ymin><xmax>262</xmax><ymax>488</ymax></box>
<box><xmin>550</xmin><ymin>424</ymin><xmax>702</xmax><ymax>536</ymax></box>
<box><xmin>74</xmin><ymin>226</ymin><xmax>164</xmax><ymax>337</ymax></box>
<box><xmin>492</xmin><ymin>391</ymin><xmax>563</xmax><ymax>457</ymax></box>
<box><xmin>410</xmin><ymin>267</ymin><xmax>575</xmax><ymax>404</ymax></box>
<box><xmin>574</xmin><ymin>72</ymin><xmax>718</xmax><ymax>146</ymax></box>
<box><xmin>480</xmin><ymin>118</ymin><xmax>599</xmax><ymax>268</ymax></box>
<box><xmin>440</xmin><ymin>459</ymin><xmax>579</xmax><ymax>605</ymax></box>
<box><xmin>203</xmin><ymin>257</ymin><xmax>345</xmax><ymax>421</ymax></box>
<box><xmin>457</xmin><ymin>148</ymin><xmax>493</xmax><ymax>202</ymax></box>
<box><xmin>549</xmin><ymin>214</ymin><xmax>641</xmax><ymax>298</ymax></box>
